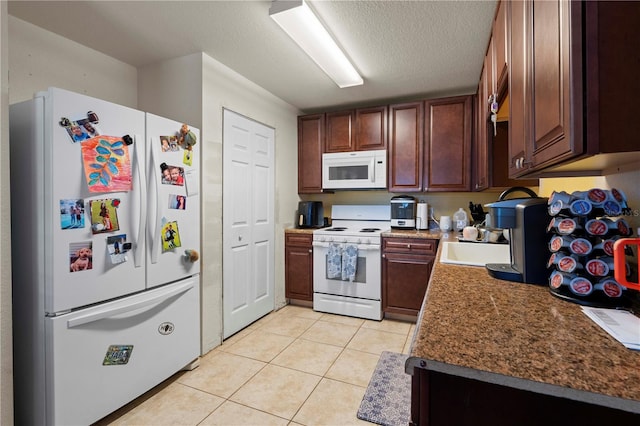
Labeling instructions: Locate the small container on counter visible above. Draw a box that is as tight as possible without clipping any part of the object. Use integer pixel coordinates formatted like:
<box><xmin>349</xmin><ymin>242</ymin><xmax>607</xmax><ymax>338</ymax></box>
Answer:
<box><xmin>549</xmin><ymin>235</ymin><xmax>593</xmax><ymax>255</ymax></box>
<box><xmin>594</xmin><ymin>277</ymin><xmax>626</xmax><ymax>298</ymax></box>
<box><xmin>549</xmin><ymin>271</ymin><xmax>594</xmax><ymax>296</ymax></box>
<box><xmin>547</xmin><ymin>217</ymin><xmax>581</xmax><ymax>235</ymax></box>
<box><xmin>548</xmin><ymin>199</ymin><xmax>593</xmax><ymax>217</ymax></box>
<box><xmin>547</xmin><ymin>252</ymin><xmax>584</xmax><ymax>273</ymax></box>
<box><xmin>592</xmin><ymin>237</ymin><xmax>620</xmax><ymax>257</ymax></box>
<box><xmin>585</xmin><ymin>257</ymin><xmax>614</xmax><ymax>277</ymax></box>
<box><xmin>453</xmin><ymin>208</ymin><xmax>468</xmax><ymax>233</ymax></box>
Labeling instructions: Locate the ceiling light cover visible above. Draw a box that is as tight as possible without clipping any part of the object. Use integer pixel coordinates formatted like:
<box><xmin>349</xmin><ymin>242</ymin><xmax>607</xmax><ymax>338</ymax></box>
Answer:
<box><xmin>270</xmin><ymin>0</ymin><xmax>363</xmax><ymax>88</ymax></box>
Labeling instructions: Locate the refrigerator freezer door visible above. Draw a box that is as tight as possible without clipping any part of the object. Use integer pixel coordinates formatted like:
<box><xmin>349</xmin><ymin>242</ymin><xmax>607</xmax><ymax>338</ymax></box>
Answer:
<box><xmin>43</xmin><ymin>277</ymin><xmax>200</xmax><ymax>425</ymax></box>
<box><xmin>145</xmin><ymin>113</ymin><xmax>201</xmax><ymax>288</ymax></box>
<box><xmin>10</xmin><ymin>88</ymin><xmax>148</xmax><ymax>313</ymax></box>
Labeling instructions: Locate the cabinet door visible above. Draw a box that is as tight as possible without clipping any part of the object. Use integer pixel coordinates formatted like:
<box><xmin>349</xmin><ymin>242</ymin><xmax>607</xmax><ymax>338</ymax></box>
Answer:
<box><xmin>325</xmin><ymin>110</ymin><xmax>354</xmax><ymax>153</ymax></box>
<box><xmin>474</xmin><ymin>65</ymin><xmax>489</xmax><ymax>191</ymax></box>
<box><xmin>382</xmin><ymin>251</ymin><xmax>434</xmax><ymax>316</ymax></box>
<box><xmin>355</xmin><ymin>106</ymin><xmax>388</xmax><ymax>151</ymax></box>
<box><xmin>284</xmin><ymin>234</ymin><xmax>313</xmax><ymax>301</ymax></box>
<box><xmin>388</xmin><ymin>102</ymin><xmax>424</xmax><ymax>192</ymax></box>
<box><xmin>298</xmin><ymin>114</ymin><xmax>324</xmax><ymax>194</ymax></box>
<box><xmin>529</xmin><ymin>0</ymin><xmax>582</xmax><ymax>169</ymax></box>
<box><xmin>494</xmin><ymin>1</ymin><xmax>508</xmax><ymax>94</ymax></box>
<box><xmin>508</xmin><ymin>0</ymin><xmax>531</xmax><ymax>177</ymax></box>
<box><xmin>424</xmin><ymin>95</ymin><xmax>473</xmax><ymax>192</ymax></box>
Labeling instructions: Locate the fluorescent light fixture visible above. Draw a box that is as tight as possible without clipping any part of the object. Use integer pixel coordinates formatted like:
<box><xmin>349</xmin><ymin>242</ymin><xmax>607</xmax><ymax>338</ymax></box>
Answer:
<box><xmin>270</xmin><ymin>0</ymin><xmax>363</xmax><ymax>88</ymax></box>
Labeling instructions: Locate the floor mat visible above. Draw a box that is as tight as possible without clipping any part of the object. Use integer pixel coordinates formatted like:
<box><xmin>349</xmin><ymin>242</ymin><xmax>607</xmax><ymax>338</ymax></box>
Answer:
<box><xmin>357</xmin><ymin>351</ymin><xmax>411</xmax><ymax>426</ymax></box>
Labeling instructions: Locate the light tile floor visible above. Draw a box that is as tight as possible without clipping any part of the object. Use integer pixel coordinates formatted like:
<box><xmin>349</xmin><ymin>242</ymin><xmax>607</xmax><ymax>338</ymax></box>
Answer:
<box><xmin>96</xmin><ymin>305</ymin><xmax>416</xmax><ymax>426</ymax></box>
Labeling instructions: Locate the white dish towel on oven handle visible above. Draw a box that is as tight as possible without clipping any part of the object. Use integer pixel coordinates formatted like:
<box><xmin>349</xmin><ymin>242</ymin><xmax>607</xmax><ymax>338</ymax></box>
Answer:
<box><xmin>342</xmin><ymin>244</ymin><xmax>359</xmax><ymax>282</ymax></box>
<box><xmin>327</xmin><ymin>243</ymin><xmax>343</xmax><ymax>279</ymax></box>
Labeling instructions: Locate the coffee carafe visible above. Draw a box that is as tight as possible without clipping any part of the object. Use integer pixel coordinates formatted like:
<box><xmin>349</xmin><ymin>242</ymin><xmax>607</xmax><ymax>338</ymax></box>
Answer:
<box><xmin>484</xmin><ymin>190</ymin><xmax>550</xmax><ymax>285</ymax></box>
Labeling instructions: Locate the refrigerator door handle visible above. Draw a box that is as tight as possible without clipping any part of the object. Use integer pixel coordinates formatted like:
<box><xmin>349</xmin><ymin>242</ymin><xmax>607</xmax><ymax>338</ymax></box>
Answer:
<box><xmin>150</xmin><ymin>135</ymin><xmax>160</xmax><ymax>264</ymax></box>
<box><xmin>132</xmin><ymin>134</ymin><xmax>145</xmax><ymax>268</ymax></box>
<box><xmin>67</xmin><ymin>281</ymin><xmax>194</xmax><ymax>328</ymax></box>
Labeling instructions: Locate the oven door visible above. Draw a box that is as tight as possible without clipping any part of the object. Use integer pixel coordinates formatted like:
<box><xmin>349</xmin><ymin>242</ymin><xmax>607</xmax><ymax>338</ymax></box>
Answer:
<box><xmin>312</xmin><ymin>241</ymin><xmax>381</xmax><ymax>300</ymax></box>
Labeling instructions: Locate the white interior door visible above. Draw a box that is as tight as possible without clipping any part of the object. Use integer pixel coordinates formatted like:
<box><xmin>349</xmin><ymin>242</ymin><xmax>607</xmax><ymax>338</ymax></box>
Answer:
<box><xmin>223</xmin><ymin>109</ymin><xmax>275</xmax><ymax>339</ymax></box>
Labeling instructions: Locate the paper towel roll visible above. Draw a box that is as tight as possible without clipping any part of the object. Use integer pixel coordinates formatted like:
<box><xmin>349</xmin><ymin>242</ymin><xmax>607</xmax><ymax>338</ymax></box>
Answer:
<box><xmin>416</xmin><ymin>203</ymin><xmax>429</xmax><ymax>230</ymax></box>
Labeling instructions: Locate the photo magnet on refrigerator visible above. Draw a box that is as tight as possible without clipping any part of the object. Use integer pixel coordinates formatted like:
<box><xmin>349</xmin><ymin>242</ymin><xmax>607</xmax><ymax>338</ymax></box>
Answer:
<box><xmin>60</xmin><ymin>199</ymin><xmax>85</xmax><ymax>229</ymax></box>
<box><xmin>69</xmin><ymin>241</ymin><xmax>93</xmax><ymax>272</ymax></box>
<box><xmin>90</xmin><ymin>199</ymin><xmax>120</xmax><ymax>234</ymax></box>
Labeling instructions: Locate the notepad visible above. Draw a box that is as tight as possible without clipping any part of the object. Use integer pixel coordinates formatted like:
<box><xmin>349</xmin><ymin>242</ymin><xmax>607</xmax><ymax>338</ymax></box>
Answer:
<box><xmin>581</xmin><ymin>307</ymin><xmax>640</xmax><ymax>351</ymax></box>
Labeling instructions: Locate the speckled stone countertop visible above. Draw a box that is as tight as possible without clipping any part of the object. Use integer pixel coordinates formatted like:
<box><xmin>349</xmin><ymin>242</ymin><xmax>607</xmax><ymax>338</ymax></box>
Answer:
<box><xmin>382</xmin><ymin>229</ymin><xmax>442</xmax><ymax>239</ymax></box>
<box><xmin>285</xmin><ymin>228</ymin><xmax>319</xmax><ymax>234</ymax></box>
<box><xmin>405</xmin><ymin>236</ymin><xmax>640</xmax><ymax>414</ymax></box>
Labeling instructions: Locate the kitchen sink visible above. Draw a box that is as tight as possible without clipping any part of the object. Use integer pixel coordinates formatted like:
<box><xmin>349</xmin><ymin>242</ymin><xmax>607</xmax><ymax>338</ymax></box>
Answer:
<box><xmin>439</xmin><ymin>241</ymin><xmax>510</xmax><ymax>267</ymax></box>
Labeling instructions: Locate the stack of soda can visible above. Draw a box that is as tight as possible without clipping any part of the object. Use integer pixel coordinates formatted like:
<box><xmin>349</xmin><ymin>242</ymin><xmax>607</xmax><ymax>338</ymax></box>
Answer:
<box><xmin>547</xmin><ymin>188</ymin><xmax>633</xmax><ymax>307</ymax></box>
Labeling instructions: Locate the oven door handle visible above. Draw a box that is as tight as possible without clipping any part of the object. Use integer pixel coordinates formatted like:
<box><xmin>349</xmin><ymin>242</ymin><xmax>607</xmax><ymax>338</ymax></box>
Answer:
<box><xmin>312</xmin><ymin>241</ymin><xmax>380</xmax><ymax>251</ymax></box>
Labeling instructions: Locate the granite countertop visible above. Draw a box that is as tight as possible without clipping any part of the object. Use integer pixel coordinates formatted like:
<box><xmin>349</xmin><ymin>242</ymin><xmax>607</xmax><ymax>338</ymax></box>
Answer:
<box><xmin>287</xmin><ymin>228</ymin><xmax>444</xmax><ymax>238</ymax></box>
<box><xmin>406</xmin><ymin>239</ymin><xmax>640</xmax><ymax>413</ymax></box>
<box><xmin>382</xmin><ymin>229</ymin><xmax>442</xmax><ymax>239</ymax></box>
<box><xmin>285</xmin><ymin>228</ymin><xmax>318</xmax><ymax>234</ymax></box>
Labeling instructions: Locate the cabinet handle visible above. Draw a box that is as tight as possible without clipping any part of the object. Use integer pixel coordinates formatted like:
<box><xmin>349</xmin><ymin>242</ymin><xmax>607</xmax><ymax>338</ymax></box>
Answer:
<box><xmin>407</xmin><ymin>244</ymin><xmax>411</xmax><ymax>249</ymax></box>
<box><xmin>308</xmin><ymin>249</ymin><xmax>312</xmax><ymax>253</ymax></box>
<box><xmin>382</xmin><ymin>254</ymin><xmax>386</xmax><ymax>258</ymax></box>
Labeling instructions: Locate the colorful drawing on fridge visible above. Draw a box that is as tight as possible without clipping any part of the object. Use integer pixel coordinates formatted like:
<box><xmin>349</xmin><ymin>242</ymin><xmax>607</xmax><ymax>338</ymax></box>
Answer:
<box><xmin>81</xmin><ymin>135</ymin><xmax>132</xmax><ymax>192</ymax></box>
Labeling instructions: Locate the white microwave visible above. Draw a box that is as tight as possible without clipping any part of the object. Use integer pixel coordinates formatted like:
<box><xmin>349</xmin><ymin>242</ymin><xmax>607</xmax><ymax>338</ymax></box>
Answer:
<box><xmin>322</xmin><ymin>149</ymin><xmax>387</xmax><ymax>190</ymax></box>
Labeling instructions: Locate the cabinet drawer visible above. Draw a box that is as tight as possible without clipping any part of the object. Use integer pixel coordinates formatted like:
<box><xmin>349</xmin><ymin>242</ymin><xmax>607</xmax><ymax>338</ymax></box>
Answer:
<box><xmin>285</xmin><ymin>232</ymin><xmax>313</xmax><ymax>247</ymax></box>
<box><xmin>382</xmin><ymin>237</ymin><xmax>437</xmax><ymax>255</ymax></box>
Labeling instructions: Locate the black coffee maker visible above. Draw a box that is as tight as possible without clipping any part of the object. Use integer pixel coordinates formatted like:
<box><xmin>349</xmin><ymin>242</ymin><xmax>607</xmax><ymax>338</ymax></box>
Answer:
<box><xmin>485</xmin><ymin>188</ymin><xmax>550</xmax><ymax>285</ymax></box>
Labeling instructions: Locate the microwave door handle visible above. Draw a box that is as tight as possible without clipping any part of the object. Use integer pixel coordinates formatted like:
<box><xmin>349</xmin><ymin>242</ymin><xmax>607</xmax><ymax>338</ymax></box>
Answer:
<box><xmin>369</xmin><ymin>157</ymin><xmax>375</xmax><ymax>182</ymax></box>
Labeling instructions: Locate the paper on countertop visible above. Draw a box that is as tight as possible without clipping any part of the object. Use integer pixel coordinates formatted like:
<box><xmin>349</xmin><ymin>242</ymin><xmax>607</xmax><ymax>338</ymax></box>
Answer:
<box><xmin>581</xmin><ymin>307</ymin><xmax>640</xmax><ymax>351</ymax></box>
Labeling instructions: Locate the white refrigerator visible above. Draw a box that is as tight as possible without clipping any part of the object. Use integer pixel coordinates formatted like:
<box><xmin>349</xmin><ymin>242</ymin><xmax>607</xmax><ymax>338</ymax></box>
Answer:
<box><xmin>10</xmin><ymin>87</ymin><xmax>201</xmax><ymax>425</ymax></box>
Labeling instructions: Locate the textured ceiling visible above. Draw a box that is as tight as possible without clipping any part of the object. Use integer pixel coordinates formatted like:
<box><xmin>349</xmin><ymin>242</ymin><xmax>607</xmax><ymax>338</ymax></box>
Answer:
<box><xmin>8</xmin><ymin>0</ymin><xmax>497</xmax><ymax>113</ymax></box>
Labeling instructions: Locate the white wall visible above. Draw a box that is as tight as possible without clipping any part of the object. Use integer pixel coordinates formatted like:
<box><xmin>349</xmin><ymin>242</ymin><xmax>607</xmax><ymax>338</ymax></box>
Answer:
<box><xmin>8</xmin><ymin>16</ymin><xmax>137</xmax><ymax>107</ymax></box>
<box><xmin>1</xmin><ymin>3</ymin><xmax>13</xmax><ymax>424</ymax></box>
<box><xmin>198</xmin><ymin>53</ymin><xmax>300</xmax><ymax>351</ymax></box>
<box><xmin>138</xmin><ymin>52</ymin><xmax>300</xmax><ymax>353</ymax></box>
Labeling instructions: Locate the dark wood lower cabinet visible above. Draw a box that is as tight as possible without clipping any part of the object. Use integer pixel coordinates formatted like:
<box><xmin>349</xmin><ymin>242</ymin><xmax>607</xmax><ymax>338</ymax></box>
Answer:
<box><xmin>284</xmin><ymin>232</ymin><xmax>313</xmax><ymax>301</ymax></box>
<box><xmin>382</xmin><ymin>237</ymin><xmax>437</xmax><ymax>316</ymax></box>
<box><xmin>410</xmin><ymin>367</ymin><xmax>640</xmax><ymax>426</ymax></box>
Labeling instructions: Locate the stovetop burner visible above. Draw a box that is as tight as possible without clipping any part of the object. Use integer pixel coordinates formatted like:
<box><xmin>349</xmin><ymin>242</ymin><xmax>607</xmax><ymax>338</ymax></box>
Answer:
<box><xmin>325</xmin><ymin>227</ymin><xmax>347</xmax><ymax>231</ymax></box>
<box><xmin>360</xmin><ymin>228</ymin><xmax>381</xmax><ymax>233</ymax></box>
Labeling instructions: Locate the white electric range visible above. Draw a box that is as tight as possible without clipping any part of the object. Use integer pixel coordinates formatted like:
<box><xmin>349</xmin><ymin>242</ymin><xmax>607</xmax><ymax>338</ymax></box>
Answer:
<box><xmin>312</xmin><ymin>205</ymin><xmax>390</xmax><ymax>320</ymax></box>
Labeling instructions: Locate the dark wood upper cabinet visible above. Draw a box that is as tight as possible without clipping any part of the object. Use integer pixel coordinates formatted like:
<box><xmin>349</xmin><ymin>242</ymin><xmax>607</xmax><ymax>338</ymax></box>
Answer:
<box><xmin>508</xmin><ymin>0</ymin><xmax>531</xmax><ymax>177</ymax></box>
<box><xmin>355</xmin><ymin>105</ymin><xmax>388</xmax><ymax>151</ymax></box>
<box><xmin>528</xmin><ymin>0</ymin><xmax>580</xmax><ymax>169</ymax></box>
<box><xmin>474</xmin><ymin>64</ymin><xmax>490</xmax><ymax>192</ymax></box>
<box><xmin>424</xmin><ymin>95</ymin><xmax>473</xmax><ymax>192</ymax></box>
<box><xmin>509</xmin><ymin>0</ymin><xmax>640</xmax><ymax>178</ymax></box>
<box><xmin>297</xmin><ymin>114</ymin><xmax>324</xmax><ymax>194</ymax></box>
<box><xmin>388</xmin><ymin>102</ymin><xmax>424</xmax><ymax>192</ymax></box>
<box><xmin>325</xmin><ymin>110</ymin><xmax>354</xmax><ymax>153</ymax></box>
<box><xmin>494</xmin><ymin>1</ymin><xmax>508</xmax><ymax>96</ymax></box>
